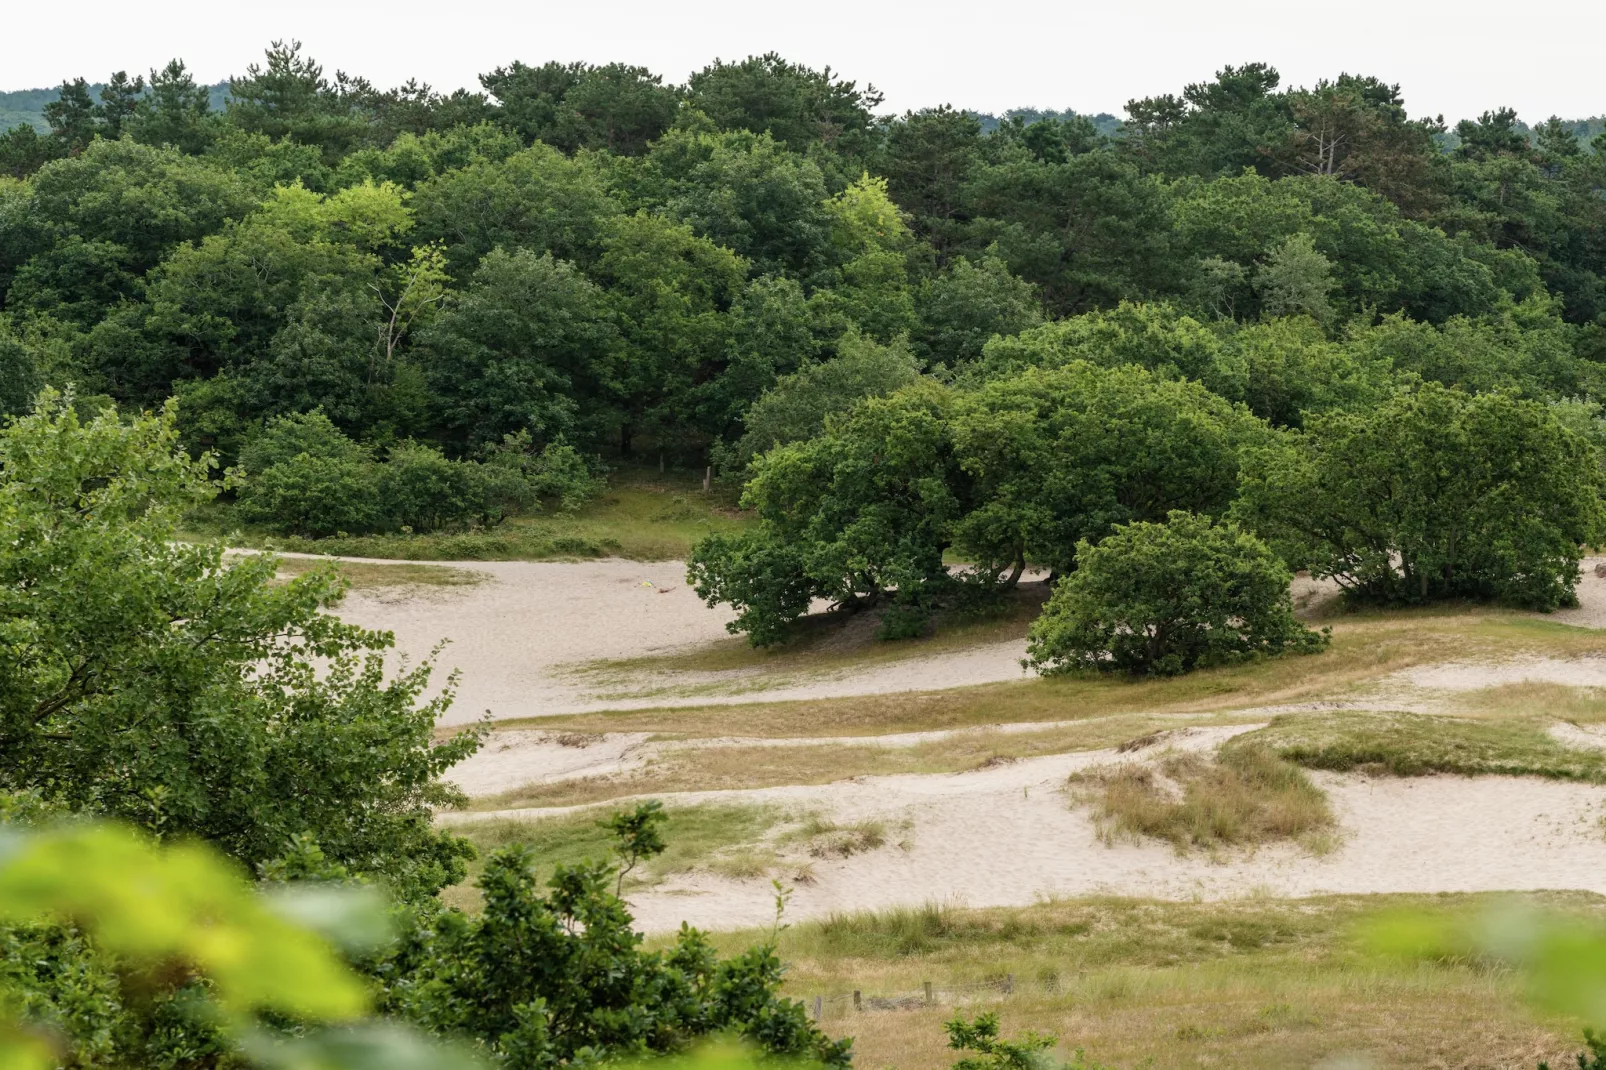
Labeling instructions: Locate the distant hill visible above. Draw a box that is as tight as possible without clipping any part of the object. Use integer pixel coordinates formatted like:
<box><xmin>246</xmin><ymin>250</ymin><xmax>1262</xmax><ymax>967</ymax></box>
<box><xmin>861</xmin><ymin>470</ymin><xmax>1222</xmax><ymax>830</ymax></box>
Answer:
<box><xmin>0</xmin><ymin>81</ymin><xmax>230</xmax><ymax>132</ymax></box>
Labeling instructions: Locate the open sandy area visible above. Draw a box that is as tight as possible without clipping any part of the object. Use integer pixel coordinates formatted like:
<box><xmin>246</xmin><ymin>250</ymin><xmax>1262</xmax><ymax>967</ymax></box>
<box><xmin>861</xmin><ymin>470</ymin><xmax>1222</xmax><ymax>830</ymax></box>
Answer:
<box><xmin>297</xmin><ymin>549</ymin><xmax>1606</xmax><ymax>931</ymax></box>
<box><xmin>322</xmin><ymin>557</ymin><xmax>1035</xmax><ymax>723</ymax></box>
<box><xmin>449</xmin><ymin>723</ymin><xmax>1606</xmax><ymax>932</ymax></box>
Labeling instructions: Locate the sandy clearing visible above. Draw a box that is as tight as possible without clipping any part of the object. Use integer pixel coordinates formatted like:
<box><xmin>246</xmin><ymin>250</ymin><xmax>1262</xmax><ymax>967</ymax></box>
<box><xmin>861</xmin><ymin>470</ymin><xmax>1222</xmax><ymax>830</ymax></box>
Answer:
<box><xmin>1401</xmin><ymin>657</ymin><xmax>1606</xmax><ymax>691</ymax></box>
<box><xmin>623</xmin><ymin>764</ymin><xmax>1606</xmax><ymax>931</ymax></box>
<box><xmin>313</xmin><ymin>558</ymin><xmax>1034</xmax><ymax>723</ymax></box>
<box><xmin>267</xmin><ymin>550</ymin><xmax>1606</xmax><ymax>722</ymax></box>
<box><xmin>444</xmin><ymin>725</ymin><xmax>1606</xmax><ymax>933</ymax></box>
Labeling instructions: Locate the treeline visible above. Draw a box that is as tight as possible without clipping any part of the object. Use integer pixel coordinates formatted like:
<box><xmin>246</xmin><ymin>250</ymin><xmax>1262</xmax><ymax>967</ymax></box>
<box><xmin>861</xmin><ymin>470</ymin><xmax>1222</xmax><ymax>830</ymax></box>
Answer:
<box><xmin>2</xmin><ymin>46</ymin><xmax>1604</xmax><ymax>495</ymax></box>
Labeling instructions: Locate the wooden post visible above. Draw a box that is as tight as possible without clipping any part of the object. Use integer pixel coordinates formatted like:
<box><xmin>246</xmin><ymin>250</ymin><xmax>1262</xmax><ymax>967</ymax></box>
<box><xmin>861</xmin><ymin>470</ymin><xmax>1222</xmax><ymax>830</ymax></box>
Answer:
<box><xmin>812</xmin><ymin>996</ymin><xmax>822</xmax><ymax>1021</ymax></box>
<box><xmin>923</xmin><ymin>981</ymin><xmax>933</xmax><ymax>1005</ymax></box>
<box><xmin>703</xmin><ymin>466</ymin><xmax>711</xmax><ymax>493</ymax></box>
<box><xmin>852</xmin><ymin>990</ymin><xmax>862</xmax><ymax>1012</ymax></box>
<box><xmin>658</xmin><ymin>453</ymin><xmax>664</xmax><ymax>474</ymax></box>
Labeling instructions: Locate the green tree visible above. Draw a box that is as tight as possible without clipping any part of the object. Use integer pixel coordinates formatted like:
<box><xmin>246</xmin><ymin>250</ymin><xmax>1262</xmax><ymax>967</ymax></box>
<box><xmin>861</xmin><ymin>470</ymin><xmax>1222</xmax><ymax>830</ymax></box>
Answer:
<box><xmin>480</xmin><ymin>61</ymin><xmax>679</xmax><ymax>155</ymax></box>
<box><xmin>416</xmin><ymin>247</ymin><xmax>615</xmax><ymax>452</ymax></box>
<box><xmin>1234</xmin><ymin>383</ymin><xmax>1606</xmax><ymax>609</ymax></box>
<box><xmin>225</xmin><ymin>40</ymin><xmax>364</xmax><ymax>162</ymax></box>
<box><xmin>718</xmin><ymin>329</ymin><xmax>920</xmax><ymax>473</ymax></box>
<box><xmin>596</xmin><ymin>212</ymin><xmax>747</xmax><ymax>454</ymax></box>
<box><xmin>128</xmin><ymin>59</ymin><xmax>216</xmax><ymax>153</ymax></box>
<box><xmin>1025</xmin><ymin>511</ymin><xmax>1327</xmax><ymax>676</ymax></box>
<box><xmin>950</xmin><ymin>362</ymin><xmax>1260</xmax><ymax>582</ymax></box>
<box><xmin>0</xmin><ymin>393</ymin><xmax>482</xmax><ymax>898</ymax></box>
<box><xmin>913</xmin><ymin>255</ymin><xmax>1042</xmax><ymax>367</ymax></box>
<box><xmin>411</xmin><ymin>143</ymin><xmax>622</xmax><ymax>277</ymax></box>
<box><xmin>684</xmin><ymin>53</ymin><xmax>882</xmax><ymax>155</ymax></box>
<box><xmin>690</xmin><ymin>382</ymin><xmax>964</xmax><ymax>644</ymax></box>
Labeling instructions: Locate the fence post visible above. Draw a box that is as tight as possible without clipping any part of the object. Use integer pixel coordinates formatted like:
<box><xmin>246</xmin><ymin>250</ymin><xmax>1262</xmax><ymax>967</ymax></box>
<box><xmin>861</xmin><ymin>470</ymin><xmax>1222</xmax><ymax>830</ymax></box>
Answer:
<box><xmin>813</xmin><ymin>996</ymin><xmax>822</xmax><ymax>1021</ymax></box>
<box><xmin>852</xmin><ymin>990</ymin><xmax>862</xmax><ymax>1012</ymax></box>
<box><xmin>923</xmin><ymin>981</ymin><xmax>933</xmax><ymax>1005</ymax></box>
<box><xmin>703</xmin><ymin>466</ymin><xmax>711</xmax><ymax>493</ymax></box>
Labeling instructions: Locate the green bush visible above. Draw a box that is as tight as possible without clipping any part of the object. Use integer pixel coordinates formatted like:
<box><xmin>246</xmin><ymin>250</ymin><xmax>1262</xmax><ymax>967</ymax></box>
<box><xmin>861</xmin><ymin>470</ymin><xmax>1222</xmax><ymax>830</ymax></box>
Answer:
<box><xmin>1235</xmin><ymin>383</ymin><xmax>1606</xmax><ymax>609</ymax></box>
<box><xmin>1026</xmin><ymin>511</ymin><xmax>1327</xmax><ymax>676</ymax></box>
<box><xmin>237</xmin><ymin>450</ymin><xmax>383</xmax><ymax>536</ymax></box>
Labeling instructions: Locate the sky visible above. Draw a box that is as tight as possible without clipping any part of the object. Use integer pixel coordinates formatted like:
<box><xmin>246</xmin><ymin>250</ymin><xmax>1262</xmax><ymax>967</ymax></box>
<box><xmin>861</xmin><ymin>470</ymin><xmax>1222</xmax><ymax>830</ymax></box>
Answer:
<box><xmin>5</xmin><ymin>0</ymin><xmax>1603</xmax><ymax>124</ymax></box>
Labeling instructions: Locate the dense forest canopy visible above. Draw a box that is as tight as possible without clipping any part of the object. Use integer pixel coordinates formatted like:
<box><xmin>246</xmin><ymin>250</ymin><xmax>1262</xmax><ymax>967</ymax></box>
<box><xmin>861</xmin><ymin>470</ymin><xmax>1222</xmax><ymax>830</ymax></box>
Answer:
<box><xmin>1</xmin><ymin>43</ymin><xmax>1604</xmax><ymax>506</ymax></box>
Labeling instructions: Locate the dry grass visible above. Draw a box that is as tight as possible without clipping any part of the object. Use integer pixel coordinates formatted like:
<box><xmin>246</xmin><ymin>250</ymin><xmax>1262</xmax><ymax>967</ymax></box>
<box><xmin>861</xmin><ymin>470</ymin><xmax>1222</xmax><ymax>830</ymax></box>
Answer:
<box><xmin>790</xmin><ymin>817</ymin><xmax>890</xmax><ymax>859</ymax></box>
<box><xmin>1067</xmin><ymin>746</ymin><xmax>1335</xmax><ymax>853</ymax></box>
<box><xmin>511</xmin><ymin>609</ymin><xmax>1606</xmax><ymax>742</ymax></box>
<box><xmin>463</xmin><ymin>713</ymin><xmax>1253</xmax><ymax>811</ymax></box>
<box><xmin>1457</xmin><ymin>680</ymin><xmax>1606</xmax><ymax>724</ymax></box>
<box><xmin>1238</xmin><ymin>709</ymin><xmax>1606</xmax><ymax>782</ymax></box>
<box><xmin>684</xmin><ymin>894</ymin><xmax>1602</xmax><ymax>1070</ymax></box>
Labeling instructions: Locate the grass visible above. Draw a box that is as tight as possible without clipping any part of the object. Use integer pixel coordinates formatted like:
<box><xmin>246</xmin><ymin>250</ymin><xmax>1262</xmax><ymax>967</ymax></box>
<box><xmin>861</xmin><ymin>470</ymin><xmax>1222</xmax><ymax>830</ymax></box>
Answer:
<box><xmin>462</xmin><ymin>713</ymin><xmax>1253</xmax><ymax>811</ymax></box>
<box><xmin>501</xmin><ymin>607</ymin><xmax>1606</xmax><ymax>743</ymax></box>
<box><xmin>187</xmin><ymin>464</ymin><xmax>751</xmax><ymax>562</ymax></box>
<box><xmin>1236</xmin><ymin>710</ymin><xmax>1606</xmax><ymax>782</ymax></box>
<box><xmin>1067</xmin><ymin>746</ymin><xmax>1336</xmax><ymax>853</ymax></box>
<box><xmin>441</xmin><ymin>802</ymin><xmax>784</xmax><ymax>911</ymax></box>
<box><xmin>789</xmin><ymin>817</ymin><xmax>890</xmax><ymax>859</ymax></box>
<box><xmin>1459</xmin><ymin>680</ymin><xmax>1606</xmax><ymax>724</ymax></box>
<box><xmin>267</xmin><ymin>555</ymin><xmax>489</xmax><ymax>591</ymax></box>
<box><xmin>685</xmin><ymin>894</ymin><xmax>1603</xmax><ymax>1069</ymax></box>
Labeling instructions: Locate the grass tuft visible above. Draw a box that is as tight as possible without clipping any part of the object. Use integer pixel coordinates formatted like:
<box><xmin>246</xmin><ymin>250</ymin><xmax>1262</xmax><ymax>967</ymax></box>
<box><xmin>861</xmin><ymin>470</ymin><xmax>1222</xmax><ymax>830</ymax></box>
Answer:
<box><xmin>793</xmin><ymin>816</ymin><xmax>889</xmax><ymax>858</ymax></box>
<box><xmin>1068</xmin><ymin>745</ymin><xmax>1334</xmax><ymax>852</ymax></box>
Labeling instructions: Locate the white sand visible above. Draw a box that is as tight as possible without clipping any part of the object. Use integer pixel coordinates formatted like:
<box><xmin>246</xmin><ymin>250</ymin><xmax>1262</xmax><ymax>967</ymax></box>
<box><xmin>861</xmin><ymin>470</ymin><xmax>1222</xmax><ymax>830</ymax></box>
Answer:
<box><xmin>320</xmin><ymin>559</ymin><xmax>1032</xmax><ymax>723</ymax></box>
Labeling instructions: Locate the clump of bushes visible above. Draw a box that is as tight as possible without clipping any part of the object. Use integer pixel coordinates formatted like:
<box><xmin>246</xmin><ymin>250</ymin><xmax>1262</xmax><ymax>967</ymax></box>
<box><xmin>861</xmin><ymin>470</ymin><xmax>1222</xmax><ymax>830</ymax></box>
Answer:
<box><xmin>1234</xmin><ymin>383</ymin><xmax>1606</xmax><ymax>610</ymax></box>
<box><xmin>1025</xmin><ymin>511</ymin><xmax>1327</xmax><ymax>676</ymax></box>
<box><xmin>233</xmin><ymin>412</ymin><xmax>604</xmax><ymax>537</ymax></box>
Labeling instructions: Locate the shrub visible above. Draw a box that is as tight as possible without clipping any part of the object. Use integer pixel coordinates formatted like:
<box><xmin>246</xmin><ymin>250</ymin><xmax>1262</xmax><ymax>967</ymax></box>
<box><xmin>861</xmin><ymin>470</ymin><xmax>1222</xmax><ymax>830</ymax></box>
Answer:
<box><xmin>235</xmin><ymin>450</ymin><xmax>382</xmax><ymax>537</ymax></box>
<box><xmin>1026</xmin><ymin>511</ymin><xmax>1327</xmax><ymax>676</ymax></box>
<box><xmin>377</xmin><ymin>441</ymin><xmax>478</xmax><ymax>534</ymax></box>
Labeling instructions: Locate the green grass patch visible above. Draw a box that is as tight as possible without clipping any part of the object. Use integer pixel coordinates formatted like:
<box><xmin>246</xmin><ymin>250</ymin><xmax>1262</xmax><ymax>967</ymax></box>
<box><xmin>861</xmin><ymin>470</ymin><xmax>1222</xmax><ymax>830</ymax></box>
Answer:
<box><xmin>1235</xmin><ymin>710</ymin><xmax>1606</xmax><ymax>781</ymax></box>
<box><xmin>189</xmin><ymin>465</ymin><xmax>751</xmax><ymax>562</ymax></box>
<box><xmin>441</xmin><ymin>802</ymin><xmax>785</xmax><ymax>911</ymax></box>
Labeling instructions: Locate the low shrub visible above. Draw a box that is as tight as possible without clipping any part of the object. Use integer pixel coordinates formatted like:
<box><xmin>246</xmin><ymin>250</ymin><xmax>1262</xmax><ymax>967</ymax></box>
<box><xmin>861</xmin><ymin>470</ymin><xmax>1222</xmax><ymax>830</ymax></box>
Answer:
<box><xmin>1026</xmin><ymin>511</ymin><xmax>1328</xmax><ymax>676</ymax></box>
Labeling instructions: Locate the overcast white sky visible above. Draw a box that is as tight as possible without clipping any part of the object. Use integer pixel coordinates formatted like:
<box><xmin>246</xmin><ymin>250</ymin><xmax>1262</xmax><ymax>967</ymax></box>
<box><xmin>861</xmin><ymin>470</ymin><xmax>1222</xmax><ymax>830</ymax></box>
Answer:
<box><xmin>5</xmin><ymin>0</ymin><xmax>1603</xmax><ymax>124</ymax></box>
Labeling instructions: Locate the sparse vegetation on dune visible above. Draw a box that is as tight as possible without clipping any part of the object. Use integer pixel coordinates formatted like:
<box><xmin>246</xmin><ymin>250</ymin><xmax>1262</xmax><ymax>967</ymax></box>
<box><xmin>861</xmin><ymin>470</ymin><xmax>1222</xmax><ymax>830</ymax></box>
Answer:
<box><xmin>1239</xmin><ymin>709</ymin><xmax>1606</xmax><ymax>781</ymax></box>
<box><xmin>689</xmin><ymin>894</ymin><xmax>1606</xmax><ymax>1070</ymax></box>
<box><xmin>507</xmin><ymin>608</ymin><xmax>1606</xmax><ymax>742</ymax></box>
<box><xmin>268</xmin><ymin>555</ymin><xmax>490</xmax><ymax>590</ymax></box>
<box><xmin>442</xmin><ymin>802</ymin><xmax>786</xmax><ymax>910</ymax></box>
<box><xmin>461</xmin><ymin>713</ymin><xmax>1250</xmax><ymax>811</ymax></box>
<box><xmin>1067</xmin><ymin>745</ymin><xmax>1335</xmax><ymax>852</ymax></box>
